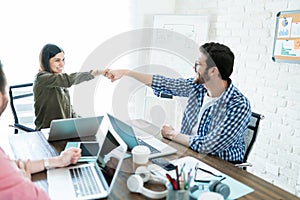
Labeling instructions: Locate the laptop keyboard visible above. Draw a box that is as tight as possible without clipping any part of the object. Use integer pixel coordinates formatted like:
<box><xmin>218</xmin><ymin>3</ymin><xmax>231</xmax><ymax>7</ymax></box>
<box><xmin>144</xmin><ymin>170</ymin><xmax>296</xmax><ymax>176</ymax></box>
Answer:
<box><xmin>137</xmin><ymin>138</ymin><xmax>160</xmax><ymax>154</ymax></box>
<box><xmin>70</xmin><ymin>166</ymin><xmax>101</xmax><ymax>198</ymax></box>
<box><xmin>9</xmin><ymin>131</ymin><xmax>59</xmax><ymax>160</ymax></box>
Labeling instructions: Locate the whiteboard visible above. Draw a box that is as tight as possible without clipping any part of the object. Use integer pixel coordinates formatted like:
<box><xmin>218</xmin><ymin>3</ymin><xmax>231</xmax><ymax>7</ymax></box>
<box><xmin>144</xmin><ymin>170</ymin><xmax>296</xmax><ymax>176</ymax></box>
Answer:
<box><xmin>138</xmin><ymin>14</ymin><xmax>210</xmax><ymax>128</ymax></box>
<box><xmin>153</xmin><ymin>14</ymin><xmax>210</xmax><ymax>44</ymax></box>
<box><xmin>151</xmin><ymin>14</ymin><xmax>210</xmax><ymax>77</ymax></box>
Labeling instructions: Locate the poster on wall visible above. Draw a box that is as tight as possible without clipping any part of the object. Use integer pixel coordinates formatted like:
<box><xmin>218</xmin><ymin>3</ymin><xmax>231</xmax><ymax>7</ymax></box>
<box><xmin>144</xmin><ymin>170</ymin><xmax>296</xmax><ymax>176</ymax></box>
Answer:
<box><xmin>272</xmin><ymin>10</ymin><xmax>300</xmax><ymax>64</ymax></box>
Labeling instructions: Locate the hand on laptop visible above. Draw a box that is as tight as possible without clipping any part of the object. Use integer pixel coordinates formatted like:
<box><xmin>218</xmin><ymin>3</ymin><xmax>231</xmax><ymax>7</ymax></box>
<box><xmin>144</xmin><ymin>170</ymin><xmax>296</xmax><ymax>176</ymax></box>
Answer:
<box><xmin>57</xmin><ymin>147</ymin><xmax>82</xmax><ymax>167</ymax></box>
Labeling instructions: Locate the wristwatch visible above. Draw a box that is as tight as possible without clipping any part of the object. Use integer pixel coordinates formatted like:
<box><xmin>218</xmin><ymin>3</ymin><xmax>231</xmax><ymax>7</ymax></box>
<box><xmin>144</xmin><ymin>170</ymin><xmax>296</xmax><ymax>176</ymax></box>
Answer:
<box><xmin>44</xmin><ymin>158</ymin><xmax>50</xmax><ymax>170</ymax></box>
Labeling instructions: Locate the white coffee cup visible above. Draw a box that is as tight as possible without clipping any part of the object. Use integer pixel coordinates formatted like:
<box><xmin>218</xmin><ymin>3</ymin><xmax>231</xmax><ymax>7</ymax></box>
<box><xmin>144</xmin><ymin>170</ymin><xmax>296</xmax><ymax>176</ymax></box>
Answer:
<box><xmin>132</xmin><ymin>145</ymin><xmax>151</xmax><ymax>165</ymax></box>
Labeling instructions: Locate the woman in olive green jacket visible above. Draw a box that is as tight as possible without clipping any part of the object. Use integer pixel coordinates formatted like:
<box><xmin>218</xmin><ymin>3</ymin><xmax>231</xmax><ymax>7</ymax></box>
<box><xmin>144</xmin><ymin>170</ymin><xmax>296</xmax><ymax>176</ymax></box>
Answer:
<box><xmin>34</xmin><ymin>44</ymin><xmax>106</xmax><ymax>130</ymax></box>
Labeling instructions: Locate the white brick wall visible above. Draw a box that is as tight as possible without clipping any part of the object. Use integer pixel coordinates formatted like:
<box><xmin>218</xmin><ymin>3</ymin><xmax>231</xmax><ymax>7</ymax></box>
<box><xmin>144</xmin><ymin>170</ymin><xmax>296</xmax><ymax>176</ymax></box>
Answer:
<box><xmin>175</xmin><ymin>0</ymin><xmax>300</xmax><ymax>197</ymax></box>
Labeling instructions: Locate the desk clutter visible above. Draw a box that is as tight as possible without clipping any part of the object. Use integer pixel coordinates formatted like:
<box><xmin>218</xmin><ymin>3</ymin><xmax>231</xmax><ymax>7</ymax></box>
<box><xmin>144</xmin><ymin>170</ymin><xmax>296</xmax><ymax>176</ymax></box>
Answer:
<box><xmin>144</xmin><ymin>156</ymin><xmax>254</xmax><ymax>200</ymax></box>
<box><xmin>164</xmin><ymin>163</ymin><xmax>191</xmax><ymax>200</ymax></box>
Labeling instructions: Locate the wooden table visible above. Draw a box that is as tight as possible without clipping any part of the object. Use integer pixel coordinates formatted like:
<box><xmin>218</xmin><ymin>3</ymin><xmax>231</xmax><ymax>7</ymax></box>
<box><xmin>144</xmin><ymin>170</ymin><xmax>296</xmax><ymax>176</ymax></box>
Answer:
<box><xmin>107</xmin><ymin>137</ymin><xmax>299</xmax><ymax>200</ymax></box>
<box><xmin>8</xmin><ymin>120</ymin><xmax>300</xmax><ymax>200</ymax></box>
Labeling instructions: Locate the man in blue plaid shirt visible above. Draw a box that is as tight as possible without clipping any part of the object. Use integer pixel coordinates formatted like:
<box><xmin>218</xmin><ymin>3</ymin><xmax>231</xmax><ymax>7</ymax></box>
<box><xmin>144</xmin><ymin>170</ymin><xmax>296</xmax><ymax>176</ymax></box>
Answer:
<box><xmin>106</xmin><ymin>42</ymin><xmax>251</xmax><ymax>163</ymax></box>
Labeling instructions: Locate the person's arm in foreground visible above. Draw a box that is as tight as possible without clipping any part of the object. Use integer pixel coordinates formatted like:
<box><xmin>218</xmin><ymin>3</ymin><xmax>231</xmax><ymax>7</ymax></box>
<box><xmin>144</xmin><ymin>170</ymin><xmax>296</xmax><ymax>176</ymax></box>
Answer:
<box><xmin>0</xmin><ymin>147</ymin><xmax>81</xmax><ymax>200</ymax></box>
<box><xmin>23</xmin><ymin>147</ymin><xmax>81</xmax><ymax>174</ymax></box>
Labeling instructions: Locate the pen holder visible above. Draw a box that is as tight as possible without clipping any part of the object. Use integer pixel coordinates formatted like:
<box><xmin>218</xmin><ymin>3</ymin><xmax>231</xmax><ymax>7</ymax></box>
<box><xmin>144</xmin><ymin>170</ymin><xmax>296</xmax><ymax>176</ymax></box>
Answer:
<box><xmin>166</xmin><ymin>182</ymin><xmax>189</xmax><ymax>200</ymax></box>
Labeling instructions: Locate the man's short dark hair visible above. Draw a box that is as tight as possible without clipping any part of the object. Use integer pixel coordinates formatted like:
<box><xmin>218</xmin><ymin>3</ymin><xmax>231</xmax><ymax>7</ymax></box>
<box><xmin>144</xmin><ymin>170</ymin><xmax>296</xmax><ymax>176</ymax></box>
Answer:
<box><xmin>200</xmin><ymin>42</ymin><xmax>234</xmax><ymax>80</ymax></box>
<box><xmin>0</xmin><ymin>60</ymin><xmax>7</xmax><ymax>94</ymax></box>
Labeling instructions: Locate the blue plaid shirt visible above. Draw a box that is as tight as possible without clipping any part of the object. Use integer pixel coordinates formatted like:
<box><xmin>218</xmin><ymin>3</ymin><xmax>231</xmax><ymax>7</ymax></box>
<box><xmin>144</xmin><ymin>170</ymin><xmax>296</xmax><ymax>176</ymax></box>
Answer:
<box><xmin>151</xmin><ymin>75</ymin><xmax>251</xmax><ymax>162</ymax></box>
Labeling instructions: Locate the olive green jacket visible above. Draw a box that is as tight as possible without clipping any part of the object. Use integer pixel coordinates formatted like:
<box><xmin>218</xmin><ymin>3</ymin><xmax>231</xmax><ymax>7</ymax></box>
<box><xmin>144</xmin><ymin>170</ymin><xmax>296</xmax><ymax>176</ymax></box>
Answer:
<box><xmin>33</xmin><ymin>71</ymin><xmax>94</xmax><ymax>130</ymax></box>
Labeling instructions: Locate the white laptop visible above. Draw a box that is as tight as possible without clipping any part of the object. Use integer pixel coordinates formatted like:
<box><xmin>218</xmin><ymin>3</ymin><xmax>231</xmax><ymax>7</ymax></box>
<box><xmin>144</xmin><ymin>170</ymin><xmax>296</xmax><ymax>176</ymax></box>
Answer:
<box><xmin>47</xmin><ymin>123</ymin><xmax>127</xmax><ymax>200</ymax></box>
<box><xmin>107</xmin><ymin>113</ymin><xmax>177</xmax><ymax>159</ymax></box>
<box><xmin>46</xmin><ymin>116</ymin><xmax>104</xmax><ymax>141</ymax></box>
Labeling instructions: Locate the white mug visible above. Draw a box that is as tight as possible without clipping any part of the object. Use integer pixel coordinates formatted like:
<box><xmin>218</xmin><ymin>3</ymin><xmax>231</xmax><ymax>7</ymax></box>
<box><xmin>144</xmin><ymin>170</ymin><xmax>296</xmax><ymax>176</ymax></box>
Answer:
<box><xmin>132</xmin><ymin>145</ymin><xmax>151</xmax><ymax>165</ymax></box>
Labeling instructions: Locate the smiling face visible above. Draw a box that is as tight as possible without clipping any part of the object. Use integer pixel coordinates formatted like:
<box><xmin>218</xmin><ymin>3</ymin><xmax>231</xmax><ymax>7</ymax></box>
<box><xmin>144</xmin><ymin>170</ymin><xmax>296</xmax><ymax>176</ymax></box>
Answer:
<box><xmin>49</xmin><ymin>52</ymin><xmax>65</xmax><ymax>74</ymax></box>
<box><xmin>193</xmin><ymin>53</ymin><xmax>210</xmax><ymax>84</ymax></box>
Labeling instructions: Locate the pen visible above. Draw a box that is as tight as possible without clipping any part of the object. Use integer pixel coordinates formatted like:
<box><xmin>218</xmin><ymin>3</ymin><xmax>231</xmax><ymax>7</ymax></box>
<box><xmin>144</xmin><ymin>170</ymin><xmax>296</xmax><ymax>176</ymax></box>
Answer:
<box><xmin>166</xmin><ymin>173</ymin><xmax>177</xmax><ymax>190</ymax></box>
<box><xmin>219</xmin><ymin>176</ymin><xmax>226</xmax><ymax>182</ymax></box>
<box><xmin>179</xmin><ymin>173</ymin><xmax>185</xmax><ymax>190</ymax></box>
<box><xmin>196</xmin><ymin>166</ymin><xmax>223</xmax><ymax>177</ymax></box>
<box><xmin>166</xmin><ymin>173</ymin><xmax>172</xmax><ymax>182</ymax></box>
<box><xmin>171</xmin><ymin>178</ymin><xmax>178</xmax><ymax>190</ymax></box>
<box><xmin>179</xmin><ymin>163</ymin><xmax>186</xmax><ymax>176</ymax></box>
<box><xmin>188</xmin><ymin>167</ymin><xmax>192</xmax><ymax>177</ymax></box>
<box><xmin>184</xmin><ymin>173</ymin><xmax>193</xmax><ymax>190</ymax></box>
<box><xmin>175</xmin><ymin>165</ymin><xmax>180</xmax><ymax>190</ymax></box>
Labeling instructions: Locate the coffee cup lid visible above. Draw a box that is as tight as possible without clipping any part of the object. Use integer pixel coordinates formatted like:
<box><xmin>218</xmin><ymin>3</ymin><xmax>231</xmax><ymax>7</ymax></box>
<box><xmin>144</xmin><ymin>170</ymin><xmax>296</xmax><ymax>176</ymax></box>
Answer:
<box><xmin>132</xmin><ymin>145</ymin><xmax>151</xmax><ymax>154</ymax></box>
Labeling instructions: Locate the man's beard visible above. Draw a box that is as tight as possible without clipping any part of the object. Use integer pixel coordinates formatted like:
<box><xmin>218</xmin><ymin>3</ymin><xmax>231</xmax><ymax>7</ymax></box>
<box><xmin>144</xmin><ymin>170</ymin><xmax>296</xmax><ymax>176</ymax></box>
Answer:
<box><xmin>193</xmin><ymin>72</ymin><xmax>205</xmax><ymax>84</ymax></box>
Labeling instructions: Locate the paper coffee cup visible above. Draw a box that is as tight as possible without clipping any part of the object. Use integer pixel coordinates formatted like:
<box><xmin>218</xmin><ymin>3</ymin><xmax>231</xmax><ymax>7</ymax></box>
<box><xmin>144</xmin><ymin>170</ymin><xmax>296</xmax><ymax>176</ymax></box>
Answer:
<box><xmin>132</xmin><ymin>145</ymin><xmax>151</xmax><ymax>164</ymax></box>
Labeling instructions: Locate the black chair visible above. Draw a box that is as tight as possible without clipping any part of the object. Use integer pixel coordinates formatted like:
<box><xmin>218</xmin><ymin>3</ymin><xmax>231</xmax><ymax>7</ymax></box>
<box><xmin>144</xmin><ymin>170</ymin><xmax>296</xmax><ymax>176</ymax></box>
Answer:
<box><xmin>9</xmin><ymin>83</ymin><xmax>36</xmax><ymax>134</ymax></box>
<box><xmin>236</xmin><ymin>112</ymin><xmax>264</xmax><ymax>169</ymax></box>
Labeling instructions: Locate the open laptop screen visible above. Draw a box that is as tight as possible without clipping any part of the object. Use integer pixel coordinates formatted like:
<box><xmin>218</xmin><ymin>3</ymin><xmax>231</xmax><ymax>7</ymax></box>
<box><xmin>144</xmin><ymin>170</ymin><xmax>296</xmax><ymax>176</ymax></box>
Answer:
<box><xmin>96</xmin><ymin>130</ymin><xmax>122</xmax><ymax>186</ymax></box>
<box><xmin>48</xmin><ymin>116</ymin><xmax>104</xmax><ymax>141</ymax></box>
<box><xmin>107</xmin><ymin>114</ymin><xmax>138</xmax><ymax>151</ymax></box>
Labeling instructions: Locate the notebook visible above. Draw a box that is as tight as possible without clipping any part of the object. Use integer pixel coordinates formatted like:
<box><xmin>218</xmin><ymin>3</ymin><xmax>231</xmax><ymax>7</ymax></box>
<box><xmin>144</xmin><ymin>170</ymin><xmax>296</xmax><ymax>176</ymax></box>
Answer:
<box><xmin>46</xmin><ymin>116</ymin><xmax>104</xmax><ymax>141</ymax></box>
<box><xmin>107</xmin><ymin>113</ymin><xmax>177</xmax><ymax>159</ymax></box>
<box><xmin>47</xmin><ymin>124</ymin><xmax>127</xmax><ymax>200</ymax></box>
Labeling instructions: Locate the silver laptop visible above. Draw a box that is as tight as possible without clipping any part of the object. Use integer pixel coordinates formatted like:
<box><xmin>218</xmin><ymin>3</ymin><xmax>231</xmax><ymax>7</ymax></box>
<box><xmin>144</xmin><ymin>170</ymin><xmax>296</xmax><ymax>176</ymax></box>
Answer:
<box><xmin>47</xmin><ymin>124</ymin><xmax>127</xmax><ymax>200</ymax></box>
<box><xmin>47</xmin><ymin>116</ymin><xmax>104</xmax><ymax>141</ymax></box>
<box><xmin>107</xmin><ymin>113</ymin><xmax>177</xmax><ymax>159</ymax></box>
